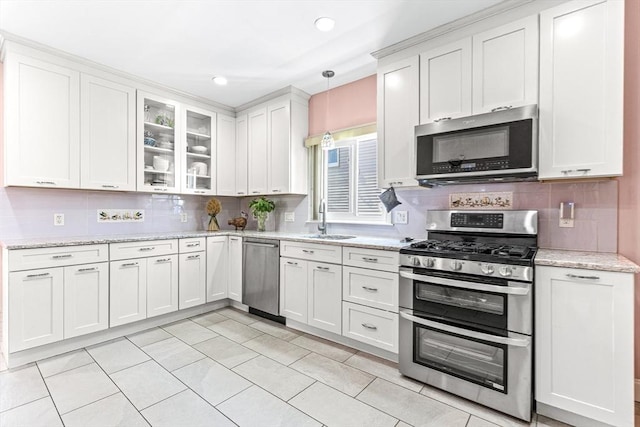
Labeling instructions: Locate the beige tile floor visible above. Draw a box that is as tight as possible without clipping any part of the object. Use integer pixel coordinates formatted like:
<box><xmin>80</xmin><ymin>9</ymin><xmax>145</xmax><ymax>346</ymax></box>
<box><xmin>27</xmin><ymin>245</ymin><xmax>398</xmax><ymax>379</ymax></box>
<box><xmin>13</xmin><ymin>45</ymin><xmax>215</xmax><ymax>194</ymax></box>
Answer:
<box><xmin>0</xmin><ymin>307</ymin><xmax>574</xmax><ymax>427</ymax></box>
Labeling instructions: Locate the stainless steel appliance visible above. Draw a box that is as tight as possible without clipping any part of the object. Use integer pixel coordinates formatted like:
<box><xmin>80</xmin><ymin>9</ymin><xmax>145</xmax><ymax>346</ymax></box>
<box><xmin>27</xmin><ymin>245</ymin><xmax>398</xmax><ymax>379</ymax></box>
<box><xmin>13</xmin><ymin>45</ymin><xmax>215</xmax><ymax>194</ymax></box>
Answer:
<box><xmin>414</xmin><ymin>105</ymin><xmax>537</xmax><ymax>187</ymax></box>
<box><xmin>399</xmin><ymin>210</ymin><xmax>537</xmax><ymax>421</ymax></box>
<box><xmin>242</xmin><ymin>238</ymin><xmax>281</xmax><ymax>319</ymax></box>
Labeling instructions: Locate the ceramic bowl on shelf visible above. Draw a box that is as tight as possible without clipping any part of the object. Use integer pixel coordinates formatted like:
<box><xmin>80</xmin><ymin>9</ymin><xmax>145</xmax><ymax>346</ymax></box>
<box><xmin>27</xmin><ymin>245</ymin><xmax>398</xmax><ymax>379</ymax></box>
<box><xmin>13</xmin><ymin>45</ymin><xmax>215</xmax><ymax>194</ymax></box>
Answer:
<box><xmin>190</xmin><ymin>145</ymin><xmax>208</xmax><ymax>154</ymax></box>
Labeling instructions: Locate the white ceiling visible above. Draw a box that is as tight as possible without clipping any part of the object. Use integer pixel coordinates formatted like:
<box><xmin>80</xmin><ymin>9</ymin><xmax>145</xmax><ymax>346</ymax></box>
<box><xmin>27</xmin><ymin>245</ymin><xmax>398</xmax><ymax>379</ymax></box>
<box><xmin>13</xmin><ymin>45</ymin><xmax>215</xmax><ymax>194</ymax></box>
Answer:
<box><xmin>0</xmin><ymin>0</ymin><xmax>503</xmax><ymax>108</ymax></box>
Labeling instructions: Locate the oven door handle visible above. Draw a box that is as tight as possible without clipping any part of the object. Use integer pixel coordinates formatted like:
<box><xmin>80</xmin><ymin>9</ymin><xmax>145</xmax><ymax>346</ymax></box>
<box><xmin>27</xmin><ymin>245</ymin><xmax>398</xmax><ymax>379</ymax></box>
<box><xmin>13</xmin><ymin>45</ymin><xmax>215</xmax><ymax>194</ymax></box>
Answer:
<box><xmin>399</xmin><ymin>309</ymin><xmax>531</xmax><ymax>348</ymax></box>
<box><xmin>399</xmin><ymin>271</ymin><xmax>529</xmax><ymax>296</ymax></box>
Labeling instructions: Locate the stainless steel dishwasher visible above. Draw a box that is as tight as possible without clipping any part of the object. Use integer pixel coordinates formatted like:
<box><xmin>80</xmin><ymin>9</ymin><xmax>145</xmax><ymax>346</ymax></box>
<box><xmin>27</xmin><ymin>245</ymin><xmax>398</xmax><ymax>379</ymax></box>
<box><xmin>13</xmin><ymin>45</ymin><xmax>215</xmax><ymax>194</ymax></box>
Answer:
<box><xmin>242</xmin><ymin>238</ymin><xmax>281</xmax><ymax>319</ymax></box>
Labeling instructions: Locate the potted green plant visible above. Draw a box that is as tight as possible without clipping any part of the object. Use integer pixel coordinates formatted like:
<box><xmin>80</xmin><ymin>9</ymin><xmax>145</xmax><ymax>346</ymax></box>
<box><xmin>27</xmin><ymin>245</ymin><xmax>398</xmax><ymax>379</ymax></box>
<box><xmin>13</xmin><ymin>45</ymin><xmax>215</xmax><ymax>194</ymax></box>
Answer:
<box><xmin>249</xmin><ymin>197</ymin><xmax>275</xmax><ymax>231</ymax></box>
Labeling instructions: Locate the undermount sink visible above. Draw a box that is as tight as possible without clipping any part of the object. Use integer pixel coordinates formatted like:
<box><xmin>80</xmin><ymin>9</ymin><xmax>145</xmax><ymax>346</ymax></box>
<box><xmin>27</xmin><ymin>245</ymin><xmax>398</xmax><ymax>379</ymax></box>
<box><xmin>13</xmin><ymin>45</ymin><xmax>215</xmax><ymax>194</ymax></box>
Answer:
<box><xmin>304</xmin><ymin>234</ymin><xmax>357</xmax><ymax>240</ymax></box>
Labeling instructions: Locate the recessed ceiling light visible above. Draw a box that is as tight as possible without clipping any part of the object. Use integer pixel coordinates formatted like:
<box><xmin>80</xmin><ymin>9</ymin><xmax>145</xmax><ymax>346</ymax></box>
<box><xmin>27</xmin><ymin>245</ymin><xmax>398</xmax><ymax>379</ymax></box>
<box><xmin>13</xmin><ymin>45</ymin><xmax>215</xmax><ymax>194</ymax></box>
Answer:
<box><xmin>212</xmin><ymin>76</ymin><xmax>228</xmax><ymax>86</ymax></box>
<box><xmin>314</xmin><ymin>17</ymin><xmax>335</xmax><ymax>32</ymax></box>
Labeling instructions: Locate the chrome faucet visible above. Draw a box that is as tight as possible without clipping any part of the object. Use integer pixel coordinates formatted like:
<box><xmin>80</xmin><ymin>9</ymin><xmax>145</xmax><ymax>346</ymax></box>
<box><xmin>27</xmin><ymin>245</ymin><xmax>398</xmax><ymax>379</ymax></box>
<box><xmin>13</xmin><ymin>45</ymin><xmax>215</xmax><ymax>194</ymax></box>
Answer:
<box><xmin>317</xmin><ymin>199</ymin><xmax>327</xmax><ymax>235</ymax></box>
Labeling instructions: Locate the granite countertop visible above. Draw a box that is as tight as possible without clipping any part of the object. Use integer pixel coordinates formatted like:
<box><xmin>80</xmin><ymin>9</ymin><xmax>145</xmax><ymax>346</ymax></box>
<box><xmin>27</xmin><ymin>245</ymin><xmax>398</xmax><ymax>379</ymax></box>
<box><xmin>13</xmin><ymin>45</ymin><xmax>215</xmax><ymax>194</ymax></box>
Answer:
<box><xmin>1</xmin><ymin>230</ymin><xmax>411</xmax><ymax>252</ymax></box>
<box><xmin>535</xmin><ymin>249</ymin><xmax>640</xmax><ymax>274</ymax></box>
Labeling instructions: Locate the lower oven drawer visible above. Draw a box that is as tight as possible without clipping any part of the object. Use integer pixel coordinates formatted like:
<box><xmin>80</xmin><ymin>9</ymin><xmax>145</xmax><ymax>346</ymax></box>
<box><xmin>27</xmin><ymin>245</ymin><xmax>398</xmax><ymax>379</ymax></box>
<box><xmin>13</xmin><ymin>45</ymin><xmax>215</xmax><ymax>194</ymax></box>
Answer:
<box><xmin>342</xmin><ymin>302</ymin><xmax>398</xmax><ymax>353</ymax></box>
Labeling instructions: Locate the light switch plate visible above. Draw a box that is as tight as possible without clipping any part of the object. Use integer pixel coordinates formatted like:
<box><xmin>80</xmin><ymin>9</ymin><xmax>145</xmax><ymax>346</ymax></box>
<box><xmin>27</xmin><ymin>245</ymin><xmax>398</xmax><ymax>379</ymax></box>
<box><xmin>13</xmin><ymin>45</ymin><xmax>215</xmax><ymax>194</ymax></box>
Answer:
<box><xmin>54</xmin><ymin>213</ymin><xmax>64</xmax><ymax>226</ymax></box>
<box><xmin>284</xmin><ymin>212</ymin><xmax>295</xmax><ymax>222</ymax></box>
<box><xmin>394</xmin><ymin>210</ymin><xmax>408</xmax><ymax>224</ymax></box>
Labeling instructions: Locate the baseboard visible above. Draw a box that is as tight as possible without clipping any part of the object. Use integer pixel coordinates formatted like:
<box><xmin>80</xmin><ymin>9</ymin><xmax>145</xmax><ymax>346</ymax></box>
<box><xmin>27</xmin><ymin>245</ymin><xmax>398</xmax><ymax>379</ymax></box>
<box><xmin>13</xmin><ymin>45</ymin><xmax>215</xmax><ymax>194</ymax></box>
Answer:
<box><xmin>635</xmin><ymin>379</ymin><xmax>640</xmax><ymax>402</ymax></box>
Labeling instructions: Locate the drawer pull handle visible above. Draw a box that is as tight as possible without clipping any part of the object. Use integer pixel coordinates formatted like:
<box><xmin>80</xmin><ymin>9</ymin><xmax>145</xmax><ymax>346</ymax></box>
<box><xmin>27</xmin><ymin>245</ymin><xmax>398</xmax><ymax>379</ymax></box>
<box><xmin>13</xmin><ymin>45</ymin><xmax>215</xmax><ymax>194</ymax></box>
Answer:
<box><xmin>434</xmin><ymin>117</ymin><xmax>451</xmax><ymax>123</ymax></box>
<box><xmin>566</xmin><ymin>273</ymin><xmax>600</xmax><ymax>280</ymax></box>
<box><xmin>362</xmin><ymin>286</ymin><xmax>378</xmax><ymax>292</ymax></box>
<box><xmin>51</xmin><ymin>254</ymin><xmax>73</xmax><ymax>259</ymax></box>
<box><xmin>186</xmin><ymin>243</ymin><xmax>200</xmax><ymax>247</ymax></box>
<box><xmin>156</xmin><ymin>258</ymin><xmax>171</xmax><ymax>263</ymax></box>
<box><xmin>361</xmin><ymin>323</ymin><xmax>378</xmax><ymax>331</ymax></box>
<box><xmin>139</xmin><ymin>247</ymin><xmax>155</xmax><ymax>252</ymax></box>
<box><xmin>121</xmin><ymin>262</ymin><xmax>138</xmax><ymax>267</ymax></box>
<box><xmin>77</xmin><ymin>267</ymin><xmax>98</xmax><ymax>272</ymax></box>
<box><xmin>26</xmin><ymin>272</ymin><xmax>50</xmax><ymax>278</ymax></box>
<box><xmin>362</xmin><ymin>257</ymin><xmax>378</xmax><ymax>263</ymax></box>
<box><xmin>187</xmin><ymin>254</ymin><xmax>200</xmax><ymax>259</ymax></box>
<box><xmin>287</xmin><ymin>261</ymin><xmax>298</xmax><ymax>266</ymax></box>
<box><xmin>101</xmin><ymin>185</ymin><xmax>119</xmax><ymax>189</ymax></box>
<box><xmin>316</xmin><ymin>266</ymin><xmax>330</xmax><ymax>271</ymax></box>
<box><xmin>490</xmin><ymin>105</ymin><xmax>512</xmax><ymax>112</ymax></box>
<box><xmin>302</xmin><ymin>249</ymin><xmax>315</xmax><ymax>254</ymax></box>
<box><xmin>35</xmin><ymin>181</ymin><xmax>57</xmax><ymax>185</ymax></box>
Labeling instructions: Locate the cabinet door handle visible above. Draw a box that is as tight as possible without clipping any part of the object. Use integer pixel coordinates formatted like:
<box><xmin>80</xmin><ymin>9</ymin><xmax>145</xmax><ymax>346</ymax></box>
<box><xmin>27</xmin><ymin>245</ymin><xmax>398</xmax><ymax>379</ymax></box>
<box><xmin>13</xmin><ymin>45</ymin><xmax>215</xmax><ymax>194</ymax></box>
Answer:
<box><xmin>26</xmin><ymin>272</ymin><xmax>50</xmax><ymax>278</ymax></box>
<box><xmin>101</xmin><ymin>185</ymin><xmax>119</xmax><ymax>189</ymax></box>
<box><xmin>361</xmin><ymin>323</ymin><xmax>378</xmax><ymax>330</ymax></box>
<box><xmin>139</xmin><ymin>247</ymin><xmax>155</xmax><ymax>252</ymax></box>
<box><xmin>121</xmin><ymin>262</ymin><xmax>138</xmax><ymax>267</ymax></box>
<box><xmin>35</xmin><ymin>181</ymin><xmax>57</xmax><ymax>185</ymax></box>
<box><xmin>287</xmin><ymin>261</ymin><xmax>298</xmax><ymax>266</ymax></box>
<box><xmin>187</xmin><ymin>254</ymin><xmax>200</xmax><ymax>259</ymax></box>
<box><xmin>51</xmin><ymin>254</ymin><xmax>73</xmax><ymax>259</ymax></box>
<box><xmin>186</xmin><ymin>242</ymin><xmax>200</xmax><ymax>247</ymax></box>
<box><xmin>490</xmin><ymin>105</ymin><xmax>512</xmax><ymax>112</ymax></box>
<box><xmin>434</xmin><ymin>117</ymin><xmax>451</xmax><ymax>123</ymax></box>
<box><xmin>362</xmin><ymin>257</ymin><xmax>378</xmax><ymax>263</ymax></box>
<box><xmin>302</xmin><ymin>249</ymin><xmax>314</xmax><ymax>254</ymax></box>
<box><xmin>316</xmin><ymin>266</ymin><xmax>330</xmax><ymax>271</ymax></box>
<box><xmin>362</xmin><ymin>286</ymin><xmax>378</xmax><ymax>292</ymax></box>
<box><xmin>156</xmin><ymin>258</ymin><xmax>171</xmax><ymax>263</ymax></box>
<box><xmin>566</xmin><ymin>273</ymin><xmax>600</xmax><ymax>280</ymax></box>
<box><xmin>78</xmin><ymin>267</ymin><xmax>98</xmax><ymax>272</ymax></box>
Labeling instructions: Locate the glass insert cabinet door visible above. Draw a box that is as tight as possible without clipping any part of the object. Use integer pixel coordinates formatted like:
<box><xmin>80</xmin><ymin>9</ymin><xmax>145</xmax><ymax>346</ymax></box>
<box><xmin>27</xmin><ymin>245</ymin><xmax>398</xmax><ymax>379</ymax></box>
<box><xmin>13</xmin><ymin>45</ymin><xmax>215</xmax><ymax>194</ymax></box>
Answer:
<box><xmin>182</xmin><ymin>106</ymin><xmax>217</xmax><ymax>195</ymax></box>
<box><xmin>137</xmin><ymin>92</ymin><xmax>180</xmax><ymax>193</ymax></box>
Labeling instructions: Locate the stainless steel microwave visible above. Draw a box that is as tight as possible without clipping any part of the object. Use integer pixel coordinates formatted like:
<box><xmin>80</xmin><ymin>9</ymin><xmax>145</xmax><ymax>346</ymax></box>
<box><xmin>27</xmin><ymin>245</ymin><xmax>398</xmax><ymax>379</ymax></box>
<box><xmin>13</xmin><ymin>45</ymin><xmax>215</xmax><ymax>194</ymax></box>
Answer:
<box><xmin>414</xmin><ymin>105</ymin><xmax>537</xmax><ymax>187</ymax></box>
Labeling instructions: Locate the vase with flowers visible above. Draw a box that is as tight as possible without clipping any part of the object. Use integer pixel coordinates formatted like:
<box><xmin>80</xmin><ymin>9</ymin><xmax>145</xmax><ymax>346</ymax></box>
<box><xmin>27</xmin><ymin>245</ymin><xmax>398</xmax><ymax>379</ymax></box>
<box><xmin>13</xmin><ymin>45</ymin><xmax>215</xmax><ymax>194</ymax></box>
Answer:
<box><xmin>206</xmin><ymin>198</ymin><xmax>221</xmax><ymax>231</ymax></box>
<box><xmin>249</xmin><ymin>197</ymin><xmax>275</xmax><ymax>232</ymax></box>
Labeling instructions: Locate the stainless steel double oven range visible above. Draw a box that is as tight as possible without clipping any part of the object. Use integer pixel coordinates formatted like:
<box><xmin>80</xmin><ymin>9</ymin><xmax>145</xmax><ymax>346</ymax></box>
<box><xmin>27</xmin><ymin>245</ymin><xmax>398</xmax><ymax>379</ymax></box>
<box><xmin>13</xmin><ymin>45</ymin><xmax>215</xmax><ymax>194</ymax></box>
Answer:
<box><xmin>399</xmin><ymin>210</ymin><xmax>537</xmax><ymax>421</ymax></box>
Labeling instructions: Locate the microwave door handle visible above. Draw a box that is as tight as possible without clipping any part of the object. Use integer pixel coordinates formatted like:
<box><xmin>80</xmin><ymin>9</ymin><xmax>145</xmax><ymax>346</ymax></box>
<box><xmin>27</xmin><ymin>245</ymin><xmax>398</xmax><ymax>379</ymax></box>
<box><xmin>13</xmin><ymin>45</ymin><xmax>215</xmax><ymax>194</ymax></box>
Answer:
<box><xmin>399</xmin><ymin>271</ymin><xmax>529</xmax><ymax>295</ymax></box>
<box><xmin>399</xmin><ymin>309</ymin><xmax>530</xmax><ymax>348</ymax></box>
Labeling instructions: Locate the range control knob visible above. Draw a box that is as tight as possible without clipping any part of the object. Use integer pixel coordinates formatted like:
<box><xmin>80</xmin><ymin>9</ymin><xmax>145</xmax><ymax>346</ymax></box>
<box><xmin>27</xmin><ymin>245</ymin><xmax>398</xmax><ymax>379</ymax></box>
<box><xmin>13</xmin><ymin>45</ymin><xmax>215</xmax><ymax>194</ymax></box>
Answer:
<box><xmin>450</xmin><ymin>260</ymin><xmax>463</xmax><ymax>271</ymax></box>
<box><xmin>412</xmin><ymin>257</ymin><xmax>422</xmax><ymax>267</ymax></box>
<box><xmin>498</xmin><ymin>266</ymin><xmax>513</xmax><ymax>277</ymax></box>
<box><xmin>480</xmin><ymin>263</ymin><xmax>495</xmax><ymax>275</ymax></box>
<box><xmin>423</xmin><ymin>258</ymin><xmax>435</xmax><ymax>268</ymax></box>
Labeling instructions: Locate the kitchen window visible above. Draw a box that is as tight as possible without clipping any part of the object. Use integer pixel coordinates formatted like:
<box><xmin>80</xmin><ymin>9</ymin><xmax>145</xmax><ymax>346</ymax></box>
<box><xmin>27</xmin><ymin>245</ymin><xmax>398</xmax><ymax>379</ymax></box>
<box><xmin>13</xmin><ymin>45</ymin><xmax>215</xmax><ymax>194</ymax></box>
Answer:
<box><xmin>312</xmin><ymin>133</ymin><xmax>388</xmax><ymax>224</ymax></box>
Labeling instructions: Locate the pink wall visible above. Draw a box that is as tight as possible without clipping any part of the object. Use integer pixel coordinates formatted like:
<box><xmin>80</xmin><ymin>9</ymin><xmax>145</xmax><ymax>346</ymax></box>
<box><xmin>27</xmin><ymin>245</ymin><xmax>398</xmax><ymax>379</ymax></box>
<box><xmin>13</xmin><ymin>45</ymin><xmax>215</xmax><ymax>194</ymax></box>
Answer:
<box><xmin>308</xmin><ymin>74</ymin><xmax>376</xmax><ymax>136</ymax></box>
<box><xmin>617</xmin><ymin>0</ymin><xmax>640</xmax><ymax>378</ymax></box>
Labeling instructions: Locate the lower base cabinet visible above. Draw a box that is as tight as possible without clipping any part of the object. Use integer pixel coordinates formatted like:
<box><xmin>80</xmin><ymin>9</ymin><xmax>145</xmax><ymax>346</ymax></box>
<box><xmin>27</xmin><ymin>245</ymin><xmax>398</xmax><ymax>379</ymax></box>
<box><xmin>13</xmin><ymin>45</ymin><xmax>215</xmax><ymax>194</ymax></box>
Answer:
<box><xmin>535</xmin><ymin>265</ymin><xmax>634</xmax><ymax>426</ymax></box>
<box><xmin>63</xmin><ymin>262</ymin><xmax>109</xmax><ymax>339</ymax></box>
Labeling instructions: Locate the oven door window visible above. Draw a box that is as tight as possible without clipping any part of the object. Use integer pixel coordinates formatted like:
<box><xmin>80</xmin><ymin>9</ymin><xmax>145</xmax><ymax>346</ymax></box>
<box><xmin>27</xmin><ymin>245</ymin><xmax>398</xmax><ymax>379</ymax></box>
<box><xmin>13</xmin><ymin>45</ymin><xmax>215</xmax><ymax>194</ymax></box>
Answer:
<box><xmin>414</xmin><ymin>280</ymin><xmax>507</xmax><ymax>331</ymax></box>
<box><xmin>414</xmin><ymin>324</ymin><xmax>507</xmax><ymax>393</ymax></box>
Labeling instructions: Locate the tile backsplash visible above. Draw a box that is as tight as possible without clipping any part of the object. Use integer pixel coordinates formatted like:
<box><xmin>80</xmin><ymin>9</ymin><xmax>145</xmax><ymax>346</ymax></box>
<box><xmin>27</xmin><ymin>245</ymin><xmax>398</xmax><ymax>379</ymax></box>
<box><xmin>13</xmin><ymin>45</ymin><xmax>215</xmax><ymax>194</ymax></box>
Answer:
<box><xmin>0</xmin><ymin>180</ymin><xmax>618</xmax><ymax>253</ymax></box>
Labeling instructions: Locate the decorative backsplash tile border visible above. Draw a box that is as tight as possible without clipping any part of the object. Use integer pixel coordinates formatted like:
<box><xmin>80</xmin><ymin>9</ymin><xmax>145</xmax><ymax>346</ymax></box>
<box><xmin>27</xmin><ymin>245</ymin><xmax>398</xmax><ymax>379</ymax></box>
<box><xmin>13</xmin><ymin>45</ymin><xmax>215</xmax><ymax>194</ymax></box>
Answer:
<box><xmin>449</xmin><ymin>192</ymin><xmax>513</xmax><ymax>209</ymax></box>
<box><xmin>97</xmin><ymin>209</ymin><xmax>145</xmax><ymax>222</ymax></box>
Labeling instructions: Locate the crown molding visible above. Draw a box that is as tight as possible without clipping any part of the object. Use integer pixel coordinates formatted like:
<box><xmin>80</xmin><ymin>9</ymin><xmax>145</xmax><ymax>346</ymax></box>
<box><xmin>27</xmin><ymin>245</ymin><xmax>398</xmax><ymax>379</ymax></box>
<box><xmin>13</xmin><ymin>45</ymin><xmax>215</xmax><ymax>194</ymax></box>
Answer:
<box><xmin>370</xmin><ymin>0</ymin><xmax>535</xmax><ymax>59</ymax></box>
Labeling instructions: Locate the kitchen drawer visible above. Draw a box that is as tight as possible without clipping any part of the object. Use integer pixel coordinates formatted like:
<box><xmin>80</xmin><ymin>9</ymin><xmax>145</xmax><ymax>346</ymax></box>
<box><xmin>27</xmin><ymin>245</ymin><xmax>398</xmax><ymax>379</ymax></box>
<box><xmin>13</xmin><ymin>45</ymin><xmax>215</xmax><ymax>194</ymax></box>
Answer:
<box><xmin>280</xmin><ymin>240</ymin><xmax>342</xmax><ymax>264</ymax></box>
<box><xmin>342</xmin><ymin>301</ymin><xmax>398</xmax><ymax>353</ymax></box>
<box><xmin>342</xmin><ymin>247</ymin><xmax>399</xmax><ymax>272</ymax></box>
<box><xmin>8</xmin><ymin>244</ymin><xmax>108</xmax><ymax>271</ymax></box>
<box><xmin>343</xmin><ymin>266</ymin><xmax>398</xmax><ymax>312</ymax></box>
<box><xmin>110</xmin><ymin>239</ymin><xmax>178</xmax><ymax>261</ymax></box>
<box><xmin>179</xmin><ymin>237</ymin><xmax>205</xmax><ymax>253</ymax></box>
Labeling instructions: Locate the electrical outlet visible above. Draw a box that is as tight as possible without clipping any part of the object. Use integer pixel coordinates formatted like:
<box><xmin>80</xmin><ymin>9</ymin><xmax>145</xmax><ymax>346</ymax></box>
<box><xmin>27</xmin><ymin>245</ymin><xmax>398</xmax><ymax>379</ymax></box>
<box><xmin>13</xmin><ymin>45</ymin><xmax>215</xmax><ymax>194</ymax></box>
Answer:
<box><xmin>559</xmin><ymin>218</ymin><xmax>574</xmax><ymax>228</ymax></box>
<box><xmin>394</xmin><ymin>210</ymin><xmax>408</xmax><ymax>224</ymax></box>
<box><xmin>54</xmin><ymin>213</ymin><xmax>64</xmax><ymax>226</ymax></box>
<box><xmin>284</xmin><ymin>212</ymin><xmax>295</xmax><ymax>222</ymax></box>
<box><xmin>180</xmin><ymin>212</ymin><xmax>188</xmax><ymax>223</ymax></box>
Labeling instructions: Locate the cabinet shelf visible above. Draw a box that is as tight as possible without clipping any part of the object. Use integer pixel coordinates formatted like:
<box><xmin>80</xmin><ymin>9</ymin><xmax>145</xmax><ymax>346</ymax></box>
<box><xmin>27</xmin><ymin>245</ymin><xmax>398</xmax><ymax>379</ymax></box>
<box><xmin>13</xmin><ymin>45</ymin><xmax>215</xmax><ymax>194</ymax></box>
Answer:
<box><xmin>186</xmin><ymin>130</ymin><xmax>211</xmax><ymax>139</ymax></box>
<box><xmin>144</xmin><ymin>122</ymin><xmax>174</xmax><ymax>131</ymax></box>
<box><xmin>186</xmin><ymin>152</ymin><xmax>211</xmax><ymax>159</ymax></box>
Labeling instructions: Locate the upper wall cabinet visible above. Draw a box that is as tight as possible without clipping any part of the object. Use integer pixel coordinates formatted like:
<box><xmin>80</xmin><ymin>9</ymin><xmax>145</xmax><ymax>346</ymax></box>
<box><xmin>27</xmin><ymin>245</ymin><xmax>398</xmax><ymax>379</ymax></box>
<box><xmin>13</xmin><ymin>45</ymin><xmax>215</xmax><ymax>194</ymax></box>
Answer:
<box><xmin>4</xmin><ymin>53</ymin><xmax>80</xmax><ymax>189</ymax></box>
<box><xmin>215</xmin><ymin>114</ymin><xmax>237</xmax><ymax>196</ymax></box>
<box><xmin>538</xmin><ymin>0</ymin><xmax>623</xmax><ymax>180</ymax></box>
<box><xmin>182</xmin><ymin>105</ymin><xmax>217</xmax><ymax>195</ymax></box>
<box><xmin>377</xmin><ymin>56</ymin><xmax>420</xmax><ymax>189</ymax></box>
<box><xmin>472</xmin><ymin>15</ymin><xmax>539</xmax><ymax>114</ymax></box>
<box><xmin>80</xmin><ymin>75</ymin><xmax>136</xmax><ymax>191</ymax></box>
<box><xmin>419</xmin><ymin>39</ymin><xmax>472</xmax><ymax>124</ymax></box>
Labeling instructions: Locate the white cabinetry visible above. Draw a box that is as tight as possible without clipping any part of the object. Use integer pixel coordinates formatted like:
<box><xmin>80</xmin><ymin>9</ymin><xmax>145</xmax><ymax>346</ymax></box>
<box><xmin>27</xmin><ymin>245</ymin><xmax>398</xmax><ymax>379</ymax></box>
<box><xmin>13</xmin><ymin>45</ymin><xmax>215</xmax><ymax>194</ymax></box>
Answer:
<box><xmin>216</xmin><ymin>114</ymin><xmax>237</xmax><ymax>196</ymax></box>
<box><xmin>472</xmin><ymin>16</ymin><xmax>538</xmax><ymax>114</ymax></box>
<box><xmin>235</xmin><ymin>115</ymin><xmax>249</xmax><ymax>196</ymax></box>
<box><xmin>4</xmin><ymin>52</ymin><xmax>80</xmax><ymax>188</ymax></box>
<box><xmin>341</xmin><ymin>247</ymin><xmax>399</xmax><ymax>354</ymax></box>
<box><xmin>228</xmin><ymin>236</ymin><xmax>243</xmax><ymax>302</ymax></box>
<box><xmin>206</xmin><ymin>236</ymin><xmax>228</xmax><ymax>302</ymax></box>
<box><xmin>377</xmin><ymin>56</ymin><xmax>419</xmax><ymax>189</ymax></box>
<box><xmin>247</xmin><ymin>108</ymin><xmax>268</xmax><ymax>195</ymax></box>
<box><xmin>538</xmin><ymin>0</ymin><xmax>624</xmax><ymax>180</ymax></box>
<box><xmin>178</xmin><ymin>237</ymin><xmax>206</xmax><ymax>309</ymax></box>
<box><xmin>63</xmin><ymin>263</ymin><xmax>109</xmax><ymax>339</ymax></box>
<box><xmin>419</xmin><ymin>39</ymin><xmax>472</xmax><ymax>124</ymax></box>
<box><xmin>535</xmin><ymin>265</ymin><xmax>634</xmax><ymax>426</ymax></box>
<box><xmin>80</xmin><ymin>74</ymin><xmax>136</xmax><ymax>191</ymax></box>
